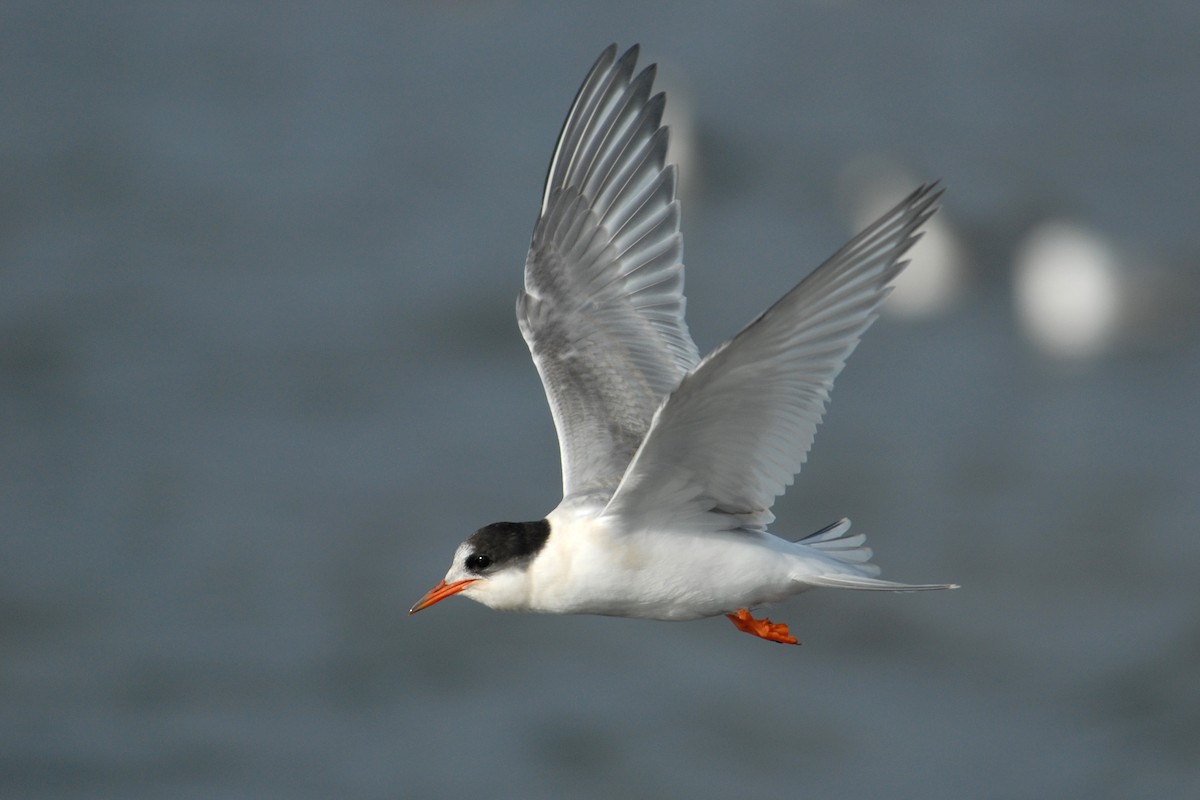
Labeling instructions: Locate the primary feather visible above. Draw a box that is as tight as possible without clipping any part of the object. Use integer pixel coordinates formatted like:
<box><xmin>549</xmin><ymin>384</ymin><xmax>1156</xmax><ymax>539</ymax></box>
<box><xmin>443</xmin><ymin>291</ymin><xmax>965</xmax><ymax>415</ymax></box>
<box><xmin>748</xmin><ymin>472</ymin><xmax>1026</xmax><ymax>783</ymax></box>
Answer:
<box><xmin>518</xmin><ymin>44</ymin><xmax>700</xmax><ymax>502</ymax></box>
<box><xmin>604</xmin><ymin>184</ymin><xmax>942</xmax><ymax>533</ymax></box>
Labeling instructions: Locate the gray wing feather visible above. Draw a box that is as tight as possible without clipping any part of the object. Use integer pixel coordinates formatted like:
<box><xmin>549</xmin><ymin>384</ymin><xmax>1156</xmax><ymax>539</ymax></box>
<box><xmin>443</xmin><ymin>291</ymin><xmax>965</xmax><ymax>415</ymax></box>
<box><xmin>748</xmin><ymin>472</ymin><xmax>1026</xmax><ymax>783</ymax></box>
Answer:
<box><xmin>519</xmin><ymin>44</ymin><xmax>700</xmax><ymax>501</ymax></box>
<box><xmin>603</xmin><ymin>184</ymin><xmax>943</xmax><ymax>530</ymax></box>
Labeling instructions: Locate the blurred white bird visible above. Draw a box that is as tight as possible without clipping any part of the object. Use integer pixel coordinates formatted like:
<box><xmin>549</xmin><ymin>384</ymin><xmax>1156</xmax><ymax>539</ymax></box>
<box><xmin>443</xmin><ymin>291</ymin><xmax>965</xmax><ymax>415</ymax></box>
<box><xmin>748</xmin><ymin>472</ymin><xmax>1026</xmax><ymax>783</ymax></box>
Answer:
<box><xmin>837</xmin><ymin>153</ymin><xmax>967</xmax><ymax>319</ymax></box>
<box><xmin>411</xmin><ymin>44</ymin><xmax>957</xmax><ymax>644</ymax></box>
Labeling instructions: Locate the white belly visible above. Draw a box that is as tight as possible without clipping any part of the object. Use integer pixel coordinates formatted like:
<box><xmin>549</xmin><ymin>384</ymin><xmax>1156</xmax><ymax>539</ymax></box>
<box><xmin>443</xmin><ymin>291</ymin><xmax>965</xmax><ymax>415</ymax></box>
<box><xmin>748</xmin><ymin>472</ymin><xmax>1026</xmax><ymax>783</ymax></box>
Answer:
<box><xmin>527</xmin><ymin>512</ymin><xmax>806</xmax><ymax>621</ymax></box>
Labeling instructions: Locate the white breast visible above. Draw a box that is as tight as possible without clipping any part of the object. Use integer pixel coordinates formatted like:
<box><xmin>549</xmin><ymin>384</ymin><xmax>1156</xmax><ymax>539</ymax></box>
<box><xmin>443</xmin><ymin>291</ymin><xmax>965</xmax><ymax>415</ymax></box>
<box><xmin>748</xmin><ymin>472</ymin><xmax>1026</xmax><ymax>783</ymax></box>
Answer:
<box><xmin>527</xmin><ymin>505</ymin><xmax>804</xmax><ymax>620</ymax></box>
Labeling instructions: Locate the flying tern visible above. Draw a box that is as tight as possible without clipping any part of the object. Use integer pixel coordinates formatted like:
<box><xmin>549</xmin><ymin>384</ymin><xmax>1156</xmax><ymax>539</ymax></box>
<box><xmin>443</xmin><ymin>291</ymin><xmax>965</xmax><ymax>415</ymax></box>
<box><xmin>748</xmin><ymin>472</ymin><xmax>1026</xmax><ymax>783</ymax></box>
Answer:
<box><xmin>411</xmin><ymin>44</ymin><xmax>957</xmax><ymax>644</ymax></box>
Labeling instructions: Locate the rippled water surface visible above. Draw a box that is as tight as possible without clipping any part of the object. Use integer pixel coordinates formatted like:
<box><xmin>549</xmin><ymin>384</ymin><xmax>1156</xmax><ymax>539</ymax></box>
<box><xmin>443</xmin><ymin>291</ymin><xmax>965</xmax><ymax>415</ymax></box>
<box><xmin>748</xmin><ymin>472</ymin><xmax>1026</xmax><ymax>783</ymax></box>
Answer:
<box><xmin>4</xmin><ymin>3</ymin><xmax>1199</xmax><ymax>798</ymax></box>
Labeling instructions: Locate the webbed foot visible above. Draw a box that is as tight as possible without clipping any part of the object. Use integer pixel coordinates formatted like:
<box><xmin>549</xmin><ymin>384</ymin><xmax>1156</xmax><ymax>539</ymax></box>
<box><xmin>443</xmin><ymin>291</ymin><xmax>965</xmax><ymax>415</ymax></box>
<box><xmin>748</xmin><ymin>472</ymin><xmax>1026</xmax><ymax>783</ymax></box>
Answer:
<box><xmin>725</xmin><ymin>608</ymin><xmax>799</xmax><ymax>645</ymax></box>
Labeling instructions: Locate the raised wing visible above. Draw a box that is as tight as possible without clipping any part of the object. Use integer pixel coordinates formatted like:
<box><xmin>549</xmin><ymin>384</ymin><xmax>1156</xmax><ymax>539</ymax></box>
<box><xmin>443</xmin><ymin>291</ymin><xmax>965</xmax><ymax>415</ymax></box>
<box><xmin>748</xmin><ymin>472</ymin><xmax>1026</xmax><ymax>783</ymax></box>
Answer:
<box><xmin>602</xmin><ymin>184</ymin><xmax>942</xmax><ymax>531</ymax></box>
<box><xmin>518</xmin><ymin>44</ymin><xmax>700</xmax><ymax>501</ymax></box>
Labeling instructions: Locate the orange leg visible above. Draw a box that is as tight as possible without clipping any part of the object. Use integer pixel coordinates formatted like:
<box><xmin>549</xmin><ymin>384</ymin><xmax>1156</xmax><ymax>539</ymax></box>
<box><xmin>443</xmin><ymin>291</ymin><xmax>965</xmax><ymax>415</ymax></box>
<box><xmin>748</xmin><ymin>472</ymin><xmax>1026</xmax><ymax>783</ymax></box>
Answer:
<box><xmin>725</xmin><ymin>608</ymin><xmax>799</xmax><ymax>645</ymax></box>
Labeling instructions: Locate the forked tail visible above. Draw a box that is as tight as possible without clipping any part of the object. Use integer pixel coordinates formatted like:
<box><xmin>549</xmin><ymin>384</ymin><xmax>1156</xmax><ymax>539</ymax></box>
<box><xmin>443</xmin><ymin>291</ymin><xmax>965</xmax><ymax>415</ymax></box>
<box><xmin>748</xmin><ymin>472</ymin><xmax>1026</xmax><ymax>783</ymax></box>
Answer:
<box><xmin>797</xmin><ymin>518</ymin><xmax>959</xmax><ymax>591</ymax></box>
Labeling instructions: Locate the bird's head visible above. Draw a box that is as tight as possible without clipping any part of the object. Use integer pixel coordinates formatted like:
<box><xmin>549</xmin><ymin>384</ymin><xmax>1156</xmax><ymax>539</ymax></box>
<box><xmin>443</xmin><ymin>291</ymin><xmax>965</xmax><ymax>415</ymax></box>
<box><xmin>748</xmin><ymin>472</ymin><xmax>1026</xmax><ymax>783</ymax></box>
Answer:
<box><xmin>409</xmin><ymin>520</ymin><xmax>550</xmax><ymax>614</ymax></box>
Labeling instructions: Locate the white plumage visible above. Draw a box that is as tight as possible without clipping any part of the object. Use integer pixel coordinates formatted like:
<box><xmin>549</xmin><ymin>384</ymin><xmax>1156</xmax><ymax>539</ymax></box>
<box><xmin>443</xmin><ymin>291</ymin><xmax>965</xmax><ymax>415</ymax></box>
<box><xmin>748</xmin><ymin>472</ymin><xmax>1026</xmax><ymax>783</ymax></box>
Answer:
<box><xmin>412</xmin><ymin>44</ymin><xmax>957</xmax><ymax>643</ymax></box>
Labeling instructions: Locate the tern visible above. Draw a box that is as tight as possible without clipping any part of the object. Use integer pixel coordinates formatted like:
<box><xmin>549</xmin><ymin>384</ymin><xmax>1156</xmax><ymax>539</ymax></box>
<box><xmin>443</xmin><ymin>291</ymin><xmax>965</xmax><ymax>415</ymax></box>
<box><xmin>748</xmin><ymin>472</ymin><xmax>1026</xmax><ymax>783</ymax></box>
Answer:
<box><xmin>411</xmin><ymin>44</ymin><xmax>957</xmax><ymax>644</ymax></box>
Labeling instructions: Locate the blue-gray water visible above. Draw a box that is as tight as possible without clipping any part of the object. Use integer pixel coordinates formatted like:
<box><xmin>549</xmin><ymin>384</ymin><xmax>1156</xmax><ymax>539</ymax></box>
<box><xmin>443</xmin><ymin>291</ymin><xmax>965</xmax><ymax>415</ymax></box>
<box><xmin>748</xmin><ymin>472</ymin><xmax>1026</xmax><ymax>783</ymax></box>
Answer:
<box><xmin>4</xmin><ymin>2</ymin><xmax>1199</xmax><ymax>798</ymax></box>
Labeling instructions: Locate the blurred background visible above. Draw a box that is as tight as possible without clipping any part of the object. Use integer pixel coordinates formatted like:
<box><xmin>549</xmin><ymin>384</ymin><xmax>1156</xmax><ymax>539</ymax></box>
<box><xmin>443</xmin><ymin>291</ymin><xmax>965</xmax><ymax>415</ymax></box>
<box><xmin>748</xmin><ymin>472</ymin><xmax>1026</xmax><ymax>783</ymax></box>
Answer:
<box><xmin>4</xmin><ymin>2</ymin><xmax>1199</xmax><ymax>798</ymax></box>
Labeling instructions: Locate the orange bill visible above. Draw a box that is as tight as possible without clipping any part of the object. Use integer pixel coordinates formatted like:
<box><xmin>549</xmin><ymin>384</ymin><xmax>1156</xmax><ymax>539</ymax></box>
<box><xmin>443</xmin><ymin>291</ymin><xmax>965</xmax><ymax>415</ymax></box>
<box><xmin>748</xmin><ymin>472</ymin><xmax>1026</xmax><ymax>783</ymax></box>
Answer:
<box><xmin>409</xmin><ymin>579</ymin><xmax>477</xmax><ymax>615</ymax></box>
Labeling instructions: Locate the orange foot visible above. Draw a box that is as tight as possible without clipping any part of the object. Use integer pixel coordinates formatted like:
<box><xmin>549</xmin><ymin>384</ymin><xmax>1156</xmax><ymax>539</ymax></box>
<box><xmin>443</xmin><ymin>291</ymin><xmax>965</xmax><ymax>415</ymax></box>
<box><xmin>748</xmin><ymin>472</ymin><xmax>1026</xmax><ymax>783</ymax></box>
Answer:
<box><xmin>725</xmin><ymin>608</ymin><xmax>799</xmax><ymax>645</ymax></box>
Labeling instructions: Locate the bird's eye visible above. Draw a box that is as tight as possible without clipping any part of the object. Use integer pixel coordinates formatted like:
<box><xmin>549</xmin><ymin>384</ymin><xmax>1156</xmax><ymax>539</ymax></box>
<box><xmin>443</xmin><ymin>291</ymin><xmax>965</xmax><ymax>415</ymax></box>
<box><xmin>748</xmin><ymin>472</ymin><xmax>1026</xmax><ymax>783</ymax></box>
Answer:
<box><xmin>466</xmin><ymin>553</ymin><xmax>492</xmax><ymax>572</ymax></box>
